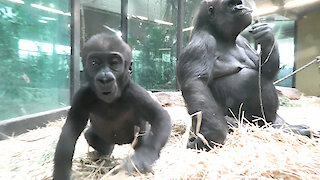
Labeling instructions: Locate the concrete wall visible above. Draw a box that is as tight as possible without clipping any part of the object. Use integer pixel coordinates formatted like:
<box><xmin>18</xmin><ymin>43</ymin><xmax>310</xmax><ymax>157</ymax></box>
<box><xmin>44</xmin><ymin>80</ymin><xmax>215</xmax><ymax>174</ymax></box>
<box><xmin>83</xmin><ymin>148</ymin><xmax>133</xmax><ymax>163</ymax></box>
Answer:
<box><xmin>296</xmin><ymin>11</ymin><xmax>320</xmax><ymax>96</ymax></box>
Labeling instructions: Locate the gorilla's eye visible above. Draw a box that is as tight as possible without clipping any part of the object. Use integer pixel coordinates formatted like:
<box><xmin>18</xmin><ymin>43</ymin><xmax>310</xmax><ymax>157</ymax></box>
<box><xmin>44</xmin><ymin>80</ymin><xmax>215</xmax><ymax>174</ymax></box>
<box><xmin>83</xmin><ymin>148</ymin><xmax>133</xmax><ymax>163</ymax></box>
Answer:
<box><xmin>228</xmin><ymin>1</ymin><xmax>234</xmax><ymax>7</ymax></box>
<box><xmin>109</xmin><ymin>57</ymin><xmax>121</xmax><ymax>66</ymax></box>
<box><xmin>90</xmin><ymin>58</ymin><xmax>101</xmax><ymax>67</ymax></box>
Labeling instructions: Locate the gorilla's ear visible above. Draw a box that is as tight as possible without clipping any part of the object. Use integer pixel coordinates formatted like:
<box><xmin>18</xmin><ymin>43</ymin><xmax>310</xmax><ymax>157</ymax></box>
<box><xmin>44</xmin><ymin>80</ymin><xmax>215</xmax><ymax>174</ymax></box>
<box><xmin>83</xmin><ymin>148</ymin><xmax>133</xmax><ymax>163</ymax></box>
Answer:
<box><xmin>208</xmin><ymin>6</ymin><xmax>215</xmax><ymax>16</ymax></box>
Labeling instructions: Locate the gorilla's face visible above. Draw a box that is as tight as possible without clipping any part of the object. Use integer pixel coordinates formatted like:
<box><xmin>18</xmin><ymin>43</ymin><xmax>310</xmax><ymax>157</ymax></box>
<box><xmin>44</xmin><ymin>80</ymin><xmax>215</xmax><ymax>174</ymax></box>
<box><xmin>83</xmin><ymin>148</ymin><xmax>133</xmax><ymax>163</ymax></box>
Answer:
<box><xmin>82</xmin><ymin>35</ymin><xmax>132</xmax><ymax>103</ymax></box>
<box><xmin>86</xmin><ymin>51</ymin><xmax>125</xmax><ymax>103</ymax></box>
<box><xmin>206</xmin><ymin>0</ymin><xmax>253</xmax><ymax>37</ymax></box>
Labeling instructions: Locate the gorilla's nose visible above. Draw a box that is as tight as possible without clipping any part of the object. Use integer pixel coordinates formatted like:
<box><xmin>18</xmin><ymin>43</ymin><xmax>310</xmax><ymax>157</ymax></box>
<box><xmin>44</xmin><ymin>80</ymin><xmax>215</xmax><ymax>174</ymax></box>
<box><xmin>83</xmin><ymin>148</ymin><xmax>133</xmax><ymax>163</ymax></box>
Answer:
<box><xmin>97</xmin><ymin>72</ymin><xmax>115</xmax><ymax>85</ymax></box>
<box><xmin>98</xmin><ymin>77</ymin><xmax>114</xmax><ymax>84</ymax></box>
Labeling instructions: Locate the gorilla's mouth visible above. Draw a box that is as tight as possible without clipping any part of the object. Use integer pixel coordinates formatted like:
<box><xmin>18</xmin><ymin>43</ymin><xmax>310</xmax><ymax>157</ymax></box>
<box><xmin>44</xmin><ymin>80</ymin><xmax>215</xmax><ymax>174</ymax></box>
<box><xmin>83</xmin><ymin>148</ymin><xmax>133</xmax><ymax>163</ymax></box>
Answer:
<box><xmin>239</xmin><ymin>9</ymin><xmax>252</xmax><ymax>16</ymax></box>
<box><xmin>102</xmin><ymin>91</ymin><xmax>112</xmax><ymax>95</ymax></box>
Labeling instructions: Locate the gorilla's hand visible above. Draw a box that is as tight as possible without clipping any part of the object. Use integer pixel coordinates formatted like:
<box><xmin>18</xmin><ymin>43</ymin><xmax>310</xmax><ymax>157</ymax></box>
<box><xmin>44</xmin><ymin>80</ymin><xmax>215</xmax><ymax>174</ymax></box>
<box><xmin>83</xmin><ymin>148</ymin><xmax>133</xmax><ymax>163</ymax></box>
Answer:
<box><xmin>123</xmin><ymin>147</ymin><xmax>159</xmax><ymax>173</ymax></box>
<box><xmin>252</xmin><ymin>23</ymin><xmax>275</xmax><ymax>48</ymax></box>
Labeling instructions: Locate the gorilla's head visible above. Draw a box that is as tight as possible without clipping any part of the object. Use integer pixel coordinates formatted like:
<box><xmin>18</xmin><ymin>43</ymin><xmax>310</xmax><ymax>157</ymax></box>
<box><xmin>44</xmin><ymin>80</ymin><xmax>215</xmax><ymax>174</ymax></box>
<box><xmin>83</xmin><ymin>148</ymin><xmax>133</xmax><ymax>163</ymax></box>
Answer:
<box><xmin>82</xmin><ymin>34</ymin><xmax>132</xmax><ymax>103</ymax></box>
<box><xmin>194</xmin><ymin>0</ymin><xmax>253</xmax><ymax>39</ymax></box>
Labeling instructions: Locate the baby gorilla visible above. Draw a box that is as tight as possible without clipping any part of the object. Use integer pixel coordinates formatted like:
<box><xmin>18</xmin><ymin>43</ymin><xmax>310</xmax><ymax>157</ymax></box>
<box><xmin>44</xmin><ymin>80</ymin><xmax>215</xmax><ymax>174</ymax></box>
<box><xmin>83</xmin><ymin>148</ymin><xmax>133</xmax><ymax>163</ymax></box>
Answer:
<box><xmin>53</xmin><ymin>34</ymin><xmax>171</xmax><ymax>180</ymax></box>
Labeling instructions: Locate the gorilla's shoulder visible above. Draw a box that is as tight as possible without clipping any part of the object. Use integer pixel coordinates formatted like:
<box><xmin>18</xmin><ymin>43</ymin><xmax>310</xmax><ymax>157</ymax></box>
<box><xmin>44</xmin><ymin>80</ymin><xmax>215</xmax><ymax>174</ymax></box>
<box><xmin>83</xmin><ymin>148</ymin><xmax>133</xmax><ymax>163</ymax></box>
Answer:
<box><xmin>122</xmin><ymin>82</ymin><xmax>150</xmax><ymax>100</ymax></box>
<box><xmin>122</xmin><ymin>82</ymin><xmax>161</xmax><ymax>108</ymax></box>
<box><xmin>181</xmin><ymin>31</ymin><xmax>216</xmax><ymax>58</ymax></box>
<box><xmin>179</xmin><ymin>31</ymin><xmax>217</xmax><ymax>64</ymax></box>
<box><xmin>191</xmin><ymin>31</ymin><xmax>216</xmax><ymax>48</ymax></box>
<box><xmin>70</xmin><ymin>86</ymin><xmax>97</xmax><ymax>109</ymax></box>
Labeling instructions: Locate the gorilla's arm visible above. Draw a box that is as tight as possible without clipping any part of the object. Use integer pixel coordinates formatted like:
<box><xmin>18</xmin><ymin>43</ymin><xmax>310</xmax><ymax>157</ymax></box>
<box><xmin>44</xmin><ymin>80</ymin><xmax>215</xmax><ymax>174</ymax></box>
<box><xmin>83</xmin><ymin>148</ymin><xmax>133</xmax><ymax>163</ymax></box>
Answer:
<box><xmin>124</xmin><ymin>83</ymin><xmax>171</xmax><ymax>172</ymax></box>
<box><xmin>177</xmin><ymin>36</ymin><xmax>228</xmax><ymax>149</ymax></box>
<box><xmin>53</xmin><ymin>88</ymin><xmax>90</xmax><ymax>180</ymax></box>
<box><xmin>252</xmin><ymin>23</ymin><xmax>280</xmax><ymax>80</ymax></box>
<box><xmin>180</xmin><ymin>80</ymin><xmax>228</xmax><ymax>149</ymax></box>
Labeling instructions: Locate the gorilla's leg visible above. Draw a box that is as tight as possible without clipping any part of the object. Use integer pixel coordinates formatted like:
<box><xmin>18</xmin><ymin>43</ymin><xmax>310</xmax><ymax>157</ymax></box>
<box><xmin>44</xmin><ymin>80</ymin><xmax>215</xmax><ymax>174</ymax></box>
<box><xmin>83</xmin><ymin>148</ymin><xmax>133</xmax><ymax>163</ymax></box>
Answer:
<box><xmin>84</xmin><ymin>127</ymin><xmax>114</xmax><ymax>155</ymax></box>
<box><xmin>273</xmin><ymin>114</ymin><xmax>313</xmax><ymax>137</ymax></box>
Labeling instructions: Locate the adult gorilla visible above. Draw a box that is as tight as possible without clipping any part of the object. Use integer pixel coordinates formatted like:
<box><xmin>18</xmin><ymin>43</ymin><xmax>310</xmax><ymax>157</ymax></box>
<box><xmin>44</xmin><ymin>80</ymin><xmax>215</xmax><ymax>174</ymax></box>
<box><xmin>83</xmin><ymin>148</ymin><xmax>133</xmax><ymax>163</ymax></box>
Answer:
<box><xmin>177</xmin><ymin>0</ymin><xmax>310</xmax><ymax>150</ymax></box>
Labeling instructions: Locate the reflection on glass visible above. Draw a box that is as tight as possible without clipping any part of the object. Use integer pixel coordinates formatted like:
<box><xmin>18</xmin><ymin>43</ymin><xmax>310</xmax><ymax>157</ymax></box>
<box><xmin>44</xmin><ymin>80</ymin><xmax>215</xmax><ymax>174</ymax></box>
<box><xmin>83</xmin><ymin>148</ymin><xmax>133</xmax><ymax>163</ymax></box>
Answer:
<box><xmin>128</xmin><ymin>0</ymin><xmax>177</xmax><ymax>90</ymax></box>
<box><xmin>0</xmin><ymin>0</ymin><xmax>71</xmax><ymax>120</ymax></box>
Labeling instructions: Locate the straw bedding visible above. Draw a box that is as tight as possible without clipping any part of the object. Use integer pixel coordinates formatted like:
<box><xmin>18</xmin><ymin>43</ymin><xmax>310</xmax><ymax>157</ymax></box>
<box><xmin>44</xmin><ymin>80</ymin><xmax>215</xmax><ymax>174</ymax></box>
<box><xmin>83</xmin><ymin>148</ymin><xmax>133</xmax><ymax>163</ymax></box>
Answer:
<box><xmin>0</xmin><ymin>97</ymin><xmax>319</xmax><ymax>180</ymax></box>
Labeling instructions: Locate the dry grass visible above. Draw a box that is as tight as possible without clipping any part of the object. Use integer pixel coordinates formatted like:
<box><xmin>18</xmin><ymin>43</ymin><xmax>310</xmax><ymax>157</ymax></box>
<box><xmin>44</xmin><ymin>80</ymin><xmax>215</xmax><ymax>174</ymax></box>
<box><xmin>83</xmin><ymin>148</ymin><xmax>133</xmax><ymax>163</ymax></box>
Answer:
<box><xmin>0</xmin><ymin>108</ymin><xmax>320</xmax><ymax>180</ymax></box>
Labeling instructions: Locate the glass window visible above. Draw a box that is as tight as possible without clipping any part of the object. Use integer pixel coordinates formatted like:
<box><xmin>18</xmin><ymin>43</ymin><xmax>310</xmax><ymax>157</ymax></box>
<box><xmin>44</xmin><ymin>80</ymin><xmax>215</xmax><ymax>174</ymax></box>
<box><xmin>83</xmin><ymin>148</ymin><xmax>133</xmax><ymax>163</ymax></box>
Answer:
<box><xmin>0</xmin><ymin>0</ymin><xmax>71</xmax><ymax>121</ymax></box>
<box><xmin>128</xmin><ymin>0</ymin><xmax>178</xmax><ymax>91</ymax></box>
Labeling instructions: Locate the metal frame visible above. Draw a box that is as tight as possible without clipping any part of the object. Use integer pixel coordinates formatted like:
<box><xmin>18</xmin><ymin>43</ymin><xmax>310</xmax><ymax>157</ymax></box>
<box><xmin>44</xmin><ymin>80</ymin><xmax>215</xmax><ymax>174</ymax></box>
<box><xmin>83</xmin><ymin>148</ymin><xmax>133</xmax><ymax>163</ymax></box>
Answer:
<box><xmin>177</xmin><ymin>0</ymin><xmax>184</xmax><ymax>62</ymax></box>
<box><xmin>292</xmin><ymin>20</ymin><xmax>298</xmax><ymax>88</ymax></box>
<box><xmin>0</xmin><ymin>107</ymin><xmax>70</xmax><ymax>140</ymax></box>
<box><xmin>176</xmin><ymin>0</ymin><xmax>185</xmax><ymax>90</ymax></box>
<box><xmin>70</xmin><ymin>0</ymin><xmax>81</xmax><ymax>101</ymax></box>
<box><xmin>121</xmin><ymin>0</ymin><xmax>128</xmax><ymax>42</ymax></box>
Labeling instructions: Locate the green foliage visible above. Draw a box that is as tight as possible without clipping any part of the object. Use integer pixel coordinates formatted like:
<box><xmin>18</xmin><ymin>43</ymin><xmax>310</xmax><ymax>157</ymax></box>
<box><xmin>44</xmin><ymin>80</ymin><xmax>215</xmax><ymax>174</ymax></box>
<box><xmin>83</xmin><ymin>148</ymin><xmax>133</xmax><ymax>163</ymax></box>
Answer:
<box><xmin>128</xmin><ymin>22</ymin><xmax>176</xmax><ymax>90</ymax></box>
